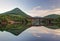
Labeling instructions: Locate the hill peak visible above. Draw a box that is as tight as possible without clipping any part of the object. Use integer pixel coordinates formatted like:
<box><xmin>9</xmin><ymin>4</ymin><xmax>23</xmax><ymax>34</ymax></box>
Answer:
<box><xmin>14</xmin><ymin>8</ymin><xmax>20</xmax><ymax>9</ymax></box>
<box><xmin>12</xmin><ymin>8</ymin><xmax>21</xmax><ymax>11</ymax></box>
<box><xmin>2</xmin><ymin>8</ymin><xmax>31</xmax><ymax>17</ymax></box>
<box><xmin>45</xmin><ymin>14</ymin><xmax>60</xmax><ymax>18</ymax></box>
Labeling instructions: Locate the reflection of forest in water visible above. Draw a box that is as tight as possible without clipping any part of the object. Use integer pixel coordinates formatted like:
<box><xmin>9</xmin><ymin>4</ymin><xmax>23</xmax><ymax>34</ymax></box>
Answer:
<box><xmin>0</xmin><ymin>17</ymin><xmax>60</xmax><ymax>36</ymax></box>
<box><xmin>0</xmin><ymin>21</ymin><xmax>31</xmax><ymax>36</ymax></box>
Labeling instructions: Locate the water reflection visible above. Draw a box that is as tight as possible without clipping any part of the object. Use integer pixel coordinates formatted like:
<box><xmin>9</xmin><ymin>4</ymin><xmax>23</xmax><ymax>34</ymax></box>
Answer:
<box><xmin>18</xmin><ymin>26</ymin><xmax>60</xmax><ymax>41</ymax></box>
<box><xmin>0</xmin><ymin>21</ymin><xmax>31</xmax><ymax>36</ymax></box>
<box><xmin>0</xmin><ymin>26</ymin><xmax>60</xmax><ymax>41</ymax></box>
<box><xmin>0</xmin><ymin>20</ymin><xmax>60</xmax><ymax>41</ymax></box>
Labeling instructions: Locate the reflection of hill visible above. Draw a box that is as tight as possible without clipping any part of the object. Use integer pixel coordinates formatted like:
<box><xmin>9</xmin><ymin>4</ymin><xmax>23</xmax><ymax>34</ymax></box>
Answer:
<box><xmin>44</xmin><ymin>14</ymin><xmax>60</xmax><ymax>29</ymax></box>
<box><xmin>0</xmin><ymin>23</ymin><xmax>30</xmax><ymax>36</ymax></box>
<box><xmin>6</xmin><ymin>25</ymin><xmax>30</xmax><ymax>36</ymax></box>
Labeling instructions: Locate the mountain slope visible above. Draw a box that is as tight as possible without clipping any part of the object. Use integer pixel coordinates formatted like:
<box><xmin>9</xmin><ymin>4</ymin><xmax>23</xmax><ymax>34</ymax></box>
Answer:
<box><xmin>44</xmin><ymin>14</ymin><xmax>60</xmax><ymax>18</ymax></box>
<box><xmin>2</xmin><ymin>8</ymin><xmax>31</xmax><ymax>18</ymax></box>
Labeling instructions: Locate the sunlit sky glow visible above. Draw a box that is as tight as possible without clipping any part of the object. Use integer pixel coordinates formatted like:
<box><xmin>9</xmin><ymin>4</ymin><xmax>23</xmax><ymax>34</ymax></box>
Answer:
<box><xmin>29</xmin><ymin>26</ymin><xmax>60</xmax><ymax>37</ymax></box>
<box><xmin>0</xmin><ymin>0</ymin><xmax>60</xmax><ymax>17</ymax></box>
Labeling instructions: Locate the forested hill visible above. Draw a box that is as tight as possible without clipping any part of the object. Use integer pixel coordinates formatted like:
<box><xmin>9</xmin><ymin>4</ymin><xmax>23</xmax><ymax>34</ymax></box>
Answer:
<box><xmin>1</xmin><ymin>8</ymin><xmax>31</xmax><ymax>18</ymax></box>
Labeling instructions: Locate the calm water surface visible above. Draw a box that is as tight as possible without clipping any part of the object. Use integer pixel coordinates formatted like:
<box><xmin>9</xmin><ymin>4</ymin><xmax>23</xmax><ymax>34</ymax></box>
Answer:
<box><xmin>0</xmin><ymin>26</ymin><xmax>60</xmax><ymax>41</ymax></box>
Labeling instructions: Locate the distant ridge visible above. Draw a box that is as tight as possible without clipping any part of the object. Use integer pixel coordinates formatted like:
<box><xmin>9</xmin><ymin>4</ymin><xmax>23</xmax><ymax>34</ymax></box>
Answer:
<box><xmin>44</xmin><ymin>14</ymin><xmax>60</xmax><ymax>18</ymax></box>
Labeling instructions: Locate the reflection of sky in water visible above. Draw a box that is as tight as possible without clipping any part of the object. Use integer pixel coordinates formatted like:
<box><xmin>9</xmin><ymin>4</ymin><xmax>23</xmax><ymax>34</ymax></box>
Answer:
<box><xmin>0</xmin><ymin>26</ymin><xmax>60</xmax><ymax>41</ymax></box>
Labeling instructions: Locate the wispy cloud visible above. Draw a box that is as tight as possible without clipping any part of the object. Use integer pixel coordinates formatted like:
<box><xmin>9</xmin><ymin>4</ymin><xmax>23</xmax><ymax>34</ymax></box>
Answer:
<box><xmin>28</xmin><ymin>6</ymin><xmax>60</xmax><ymax>17</ymax></box>
<box><xmin>29</xmin><ymin>26</ymin><xmax>60</xmax><ymax>38</ymax></box>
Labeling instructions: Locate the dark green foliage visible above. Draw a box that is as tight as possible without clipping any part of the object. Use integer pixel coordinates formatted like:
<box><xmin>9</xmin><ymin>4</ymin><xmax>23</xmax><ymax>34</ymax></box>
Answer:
<box><xmin>0</xmin><ymin>8</ymin><xmax>31</xmax><ymax>36</ymax></box>
<box><xmin>45</xmin><ymin>14</ymin><xmax>60</xmax><ymax>18</ymax></box>
<box><xmin>44</xmin><ymin>14</ymin><xmax>60</xmax><ymax>29</ymax></box>
<box><xmin>2</xmin><ymin>8</ymin><xmax>31</xmax><ymax>18</ymax></box>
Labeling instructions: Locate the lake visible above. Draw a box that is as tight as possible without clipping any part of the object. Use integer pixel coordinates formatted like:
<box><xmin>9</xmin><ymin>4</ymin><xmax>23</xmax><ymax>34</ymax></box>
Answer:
<box><xmin>0</xmin><ymin>26</ymin><xmax>60</xmax><ymax>41</ymax></box>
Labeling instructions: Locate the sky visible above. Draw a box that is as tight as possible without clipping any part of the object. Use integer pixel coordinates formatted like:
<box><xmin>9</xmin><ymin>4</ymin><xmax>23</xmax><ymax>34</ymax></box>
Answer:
<box><xmin>0</xmin><ymin>0</ymin><xmax>60</xmax><ymax>17</ymax></box>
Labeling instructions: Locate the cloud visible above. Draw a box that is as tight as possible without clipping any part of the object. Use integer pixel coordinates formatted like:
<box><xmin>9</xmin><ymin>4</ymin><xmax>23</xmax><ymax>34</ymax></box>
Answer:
<box><xmin>29</xmin><ymin>26</ymin><xmax>60</xmax><ymax>38</ymax></box>
<box><xmin>28</xmin><ymin>6</ymin><xmax>60</xmax><ymax>17</ymax></box>
<box><xmin>27</xmin><ymin>6</ymin><xmax>60</xmax><ymax>38</ymax></box>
